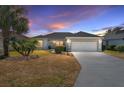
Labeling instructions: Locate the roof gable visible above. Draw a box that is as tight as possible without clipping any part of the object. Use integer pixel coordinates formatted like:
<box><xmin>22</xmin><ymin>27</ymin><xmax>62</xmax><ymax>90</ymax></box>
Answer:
<box><xmin>74</xmin><ymin>31</ymin><xmax>99</xmax><ymax>37</ymax></box>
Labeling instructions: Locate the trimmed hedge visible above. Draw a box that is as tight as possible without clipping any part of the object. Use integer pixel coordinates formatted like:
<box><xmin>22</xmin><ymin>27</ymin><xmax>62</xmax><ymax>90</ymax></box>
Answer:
<box><xmin>48</xmin><ymin>45</ymin><xmax>52</xmax><ymax>49</ymax></box>
<box><xmin>106</xmin><ymin>45</ymin><xmax>116</xmax><ymax>50</ymax></box>
<box><xmin>55</xmin><ymin>46</ymin><xmax>66</xmax><ymax>54</ymax></box>
<box><xmin>0</xmin><ymin>55</ymin><xmax>6</xmax><ymax>59</ymax></box>
<box><xmin>115</xmin><ymin>45</ymin><xmax>124</xmax><ymax>52</ymax></box>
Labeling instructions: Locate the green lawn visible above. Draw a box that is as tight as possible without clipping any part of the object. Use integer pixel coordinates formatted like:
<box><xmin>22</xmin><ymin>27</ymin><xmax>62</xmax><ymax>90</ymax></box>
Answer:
<box><xmin>104</xmin><ymin>50</ymin><xmax>124</xmax><ymax>59</ymax></box>
<box><xmin>9</xmin><ymin>50</ymin><xmax>51</xmax><ymax>57</ymax></box>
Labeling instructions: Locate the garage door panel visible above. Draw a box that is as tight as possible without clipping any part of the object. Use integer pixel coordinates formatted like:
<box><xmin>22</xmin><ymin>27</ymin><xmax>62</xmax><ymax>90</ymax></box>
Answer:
<box><xmin>71</xmin><ymin>42</ymin><xmax>97</xmax><ymax>52</ymax></box>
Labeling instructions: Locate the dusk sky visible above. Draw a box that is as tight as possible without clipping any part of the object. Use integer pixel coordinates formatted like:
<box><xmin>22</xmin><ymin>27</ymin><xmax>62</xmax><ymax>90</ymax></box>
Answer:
<box><xmin>25</xmin><ymin>5</ymin><xmax>124</xmax><ymax>37</ymax></box>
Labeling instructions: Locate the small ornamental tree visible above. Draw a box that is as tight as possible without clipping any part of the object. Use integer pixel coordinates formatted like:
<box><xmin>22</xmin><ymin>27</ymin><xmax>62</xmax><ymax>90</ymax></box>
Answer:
<box><xmin>10</xmin><ymin>37</ymin><xmax>38</xmax><ymax>60</ymax></box>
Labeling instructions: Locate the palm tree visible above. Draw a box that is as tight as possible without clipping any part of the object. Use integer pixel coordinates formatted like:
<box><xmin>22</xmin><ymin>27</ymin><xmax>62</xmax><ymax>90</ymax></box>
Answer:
<box><xmin>0</xmin><ymin>6</ymin><xmax>29</xmax><ymax>57</ymax></box>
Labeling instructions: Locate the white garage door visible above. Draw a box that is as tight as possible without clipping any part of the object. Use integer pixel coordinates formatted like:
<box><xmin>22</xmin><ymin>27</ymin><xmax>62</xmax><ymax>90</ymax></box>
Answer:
<box><xmin>71</xmin><ymin>42</ymin><xmax>97</xmax><ymax>52</ymax></box>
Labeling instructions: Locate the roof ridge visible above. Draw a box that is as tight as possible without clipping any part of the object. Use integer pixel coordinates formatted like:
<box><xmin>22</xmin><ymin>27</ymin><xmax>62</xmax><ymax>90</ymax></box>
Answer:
<box><xmin>50</xmin><ymin>32</ymin><xmax>72</xmax><ymax>33</ymax></box>
<box><xmin>75</xmin><ymin>31</ymin><xmax>99</xmax><ymax>36</ymax></box>
<box><xmin>44</xmin><ymin>31</ymin><xmax>73</xmax><ymax>35</ymax></box>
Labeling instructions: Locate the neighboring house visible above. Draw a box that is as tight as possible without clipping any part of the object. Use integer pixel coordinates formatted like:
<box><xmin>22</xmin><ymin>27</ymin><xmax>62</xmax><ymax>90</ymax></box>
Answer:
<box><xmin>103</xmin><ymin>29</ymin><xmax>124</xmax><ymax>46</ymax></box>
<box><xmin>0</xmin><ymin>32</ymin><xmax>28</xmax><ymax>53</ymax></box>
<box><xmin>34</xmin><ymin>31</ymin><xmax>102</xmax><ymax>52</ymax></box>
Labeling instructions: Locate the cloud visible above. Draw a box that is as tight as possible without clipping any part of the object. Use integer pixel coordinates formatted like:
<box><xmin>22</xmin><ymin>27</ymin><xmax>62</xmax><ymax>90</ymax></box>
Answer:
<box><xmin>48</xmin><ymin>12</ymin><xmax>71</xmax><ymax>18</ymax></box>
<box><xmin>28</xmin><ymin>19</ymin><xmax>33</xmax><ymax>27</ymax></box>
<box><xmin>44</xmin><ymin>22</ymin><xmax>69</xmax><ymax>30</ymax></box>
<box><xmin>27</xmin><ymin>5</ymin><xmax>113</xmax><ymax>33</ymax></box>
<box><xmin>92</xmin><ymin>26</ymin><xmax>116</xmax><ymax>32</ymax></box>
<box><xmin>101</xmin><ymin>26</ymin><xmax>114</xmax><ymax>30</ymax></box>
<box><xmin>47</xmin><ymin>6</ymin><xmax>113</xmax><ymax>22</ymax></box>
<box><xmin>92</xmin><ymin>30</ymin><xmax>107</xmax><ymax>36</ymax></box>
<box><xmin>93</xmin><ymin>22</ymin><xmax>124</xmax><ymax>31</ymax></box>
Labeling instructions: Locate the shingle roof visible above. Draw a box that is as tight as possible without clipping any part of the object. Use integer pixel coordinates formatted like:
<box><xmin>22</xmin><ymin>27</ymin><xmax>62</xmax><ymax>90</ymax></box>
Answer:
<box><xmin>74</xmin><ymin>31</ymin><xmax>99</xmax><ymax>37</ymax></box>
<box><xmin>33</xmin><ymin>32</ymin><xmax>73</xmax><ymax>39</ymax></box>
<box><xmin>43</xmin><ymin>32</ymin><xmax>74</xmax><ymax>39</ymax></box>
<box><xmin>33</xmin><ymin>31</ymin><xmax>99</xmax><ymax>39</ymax></box>
<box><xmin>33</xmin><ymin>35</ymin><xmax>43</xmax><ymax>38</ymax></box>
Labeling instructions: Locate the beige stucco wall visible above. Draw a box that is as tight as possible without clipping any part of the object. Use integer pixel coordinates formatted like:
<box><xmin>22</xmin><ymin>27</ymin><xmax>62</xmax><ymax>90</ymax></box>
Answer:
<box><xmin>36</xmin><ymin>38</ymin><xmax>49</xmax><ymax>49</ymax></box>
<box><xmin>70</xmin><ymin>38</ymin><xmax>98</xmax><ymax>42</ymax></box>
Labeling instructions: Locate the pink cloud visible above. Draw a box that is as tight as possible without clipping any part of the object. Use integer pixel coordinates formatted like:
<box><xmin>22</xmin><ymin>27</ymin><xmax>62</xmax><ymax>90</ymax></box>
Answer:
<box><xmin>28</xmin><ymin>19</ymin><xmax>33</xmax><ymax>27</ymax></box>
<box><xmin>44</xmin><ymin>22</ymin><xmax>69</xmax><ymax>30</ymax></box>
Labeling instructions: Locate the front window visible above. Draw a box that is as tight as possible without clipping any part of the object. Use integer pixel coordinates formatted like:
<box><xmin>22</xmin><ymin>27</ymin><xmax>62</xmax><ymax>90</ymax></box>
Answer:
<box><xmin>37</xmin><ymin>40</ymin><xmax>43</xmax><ymax>48</ymax></box>
<box><xmin>52</xmin><ymin>40</ymin><xmax>64</xmax><ymax>46</ymax></box>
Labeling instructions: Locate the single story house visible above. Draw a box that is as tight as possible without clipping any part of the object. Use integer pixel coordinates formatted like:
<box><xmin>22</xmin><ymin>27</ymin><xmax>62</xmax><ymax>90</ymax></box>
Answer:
<box><xmin>34</xmin><ymin>31</ymin><xmax>102</xmax><ymax>52</ymax></box>
<box><xmin>103</xmin><ymin>29</ymin><xmax>124</xmax><ymax>46</ymax></box>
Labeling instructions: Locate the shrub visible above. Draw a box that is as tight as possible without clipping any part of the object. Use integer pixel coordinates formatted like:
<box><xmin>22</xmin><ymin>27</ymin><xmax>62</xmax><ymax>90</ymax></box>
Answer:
<box><xmin>0</xmin><ymin>55</ymin><xmax>6</xmax><ymax>59</ymax></box>
<box><xmin>115</xmin><ymin>45</ymin><xmax>124</xmax><ymax>52</ymax></box>
<box><xmin>10</xmin><ymin>37</ymin><xmax>38</xmax><ymax>60</ymax></box>
<box><xmin>48</xmin><ymin>45</ymin><xmax>52</xmax><ymax>49</ymax></box>
<box><xmin>55</xmin><ymin>46</ymin><xmax>65</xmax><ymax>54</ymax></box>
<box><xmin>106</xmin><ymin>45</ymin><xmax>116</xmax><ymax>50</ymax></box>
<box><xmin>102</xmin><ymin>45</ymin><xmax>106</xmax><ymax>51</ymax></box>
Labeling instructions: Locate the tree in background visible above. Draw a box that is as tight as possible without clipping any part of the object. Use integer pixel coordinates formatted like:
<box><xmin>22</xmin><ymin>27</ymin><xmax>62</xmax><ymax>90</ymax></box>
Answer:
<box><xmin>105</xmin><ymin>26</ymin><xmax>124</xmax><ymax>35</ymax></box>
<box><xmin>0</xmin><ymin>6</ymin><xmax>29</xmax><ymax>57</ymax></box>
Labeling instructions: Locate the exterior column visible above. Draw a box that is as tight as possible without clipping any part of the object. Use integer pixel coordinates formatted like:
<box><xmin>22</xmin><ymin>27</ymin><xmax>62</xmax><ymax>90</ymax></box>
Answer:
<box><xmin>98</xmin><ymin>39</ymin><xmax>102</xmax><ymax>51</ymax></box>
<box><xmin>43</xmin><ymin>38</ymin><xmax>48</xmax><ymax>49</ymax></box>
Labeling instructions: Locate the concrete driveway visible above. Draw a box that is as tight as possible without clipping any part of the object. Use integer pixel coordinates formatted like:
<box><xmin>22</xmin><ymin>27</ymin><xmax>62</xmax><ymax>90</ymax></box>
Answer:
<box><xmin>73</xmin><ymin>52</ymin><xmax>124</xmax><ymax>87</ymax></box>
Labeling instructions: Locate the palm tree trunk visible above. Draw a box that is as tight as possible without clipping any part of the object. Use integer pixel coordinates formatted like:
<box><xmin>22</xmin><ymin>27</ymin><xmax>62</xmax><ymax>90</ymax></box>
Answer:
<box><xmin>2</xmin><ymin>30</ymin><xmax>9</xmax><ymax>57</ymax></box>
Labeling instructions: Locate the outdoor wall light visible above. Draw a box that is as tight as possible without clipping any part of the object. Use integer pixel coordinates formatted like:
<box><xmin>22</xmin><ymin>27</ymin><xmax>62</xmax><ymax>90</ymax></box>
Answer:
<box><xmin>66</xmin><ymin>39</ymin><xmax>71</xmax><ymax>44</ymax></box>
<box><xmin>99</xmin><ymin>39</ymin><xmax>102</xmax><ymax>44</ymax></box>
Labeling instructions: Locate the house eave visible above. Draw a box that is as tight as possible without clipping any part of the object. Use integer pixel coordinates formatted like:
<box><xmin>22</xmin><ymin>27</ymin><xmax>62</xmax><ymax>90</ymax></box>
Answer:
<box><xmin>66</xmin><ymin>37</ymin><xmax>103</xmax><ymax>39</ymax></box>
